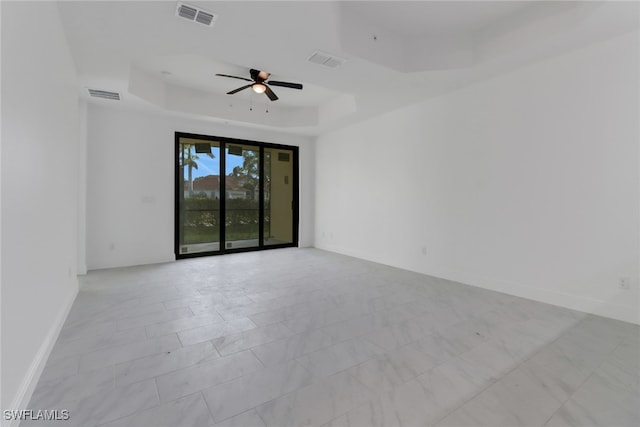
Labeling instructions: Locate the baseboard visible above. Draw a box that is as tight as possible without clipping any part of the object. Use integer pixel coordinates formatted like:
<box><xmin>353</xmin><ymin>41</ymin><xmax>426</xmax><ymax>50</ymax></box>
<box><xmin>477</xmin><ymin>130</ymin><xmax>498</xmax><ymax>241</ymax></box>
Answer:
<box><xmin>315</xmin><ymin>244</ymin><xmax>640</xmax><ymax>326</ymax></box>
<box><xmin>445</xmin><ymin>272</ymin><xmax>640</xmax><ymax>325</ymax></box>
<box><xmin>77</xmin><ymin>264</ymin><xmax>87</xmax><ymax>276</ymax></box>
<box><xmin>4</xmin><ymin>284</ymin><xmax>78</xmax><ymax>427</ymax></box>
<box><xmin>313</xmin><ymin>243</ymin><xmax>385</xmax><ymax>265</ymax></box>
<box><xmin>87</xmin><ymin>254</ymin><xmax>175</xmax><ymax>271</ymax></box>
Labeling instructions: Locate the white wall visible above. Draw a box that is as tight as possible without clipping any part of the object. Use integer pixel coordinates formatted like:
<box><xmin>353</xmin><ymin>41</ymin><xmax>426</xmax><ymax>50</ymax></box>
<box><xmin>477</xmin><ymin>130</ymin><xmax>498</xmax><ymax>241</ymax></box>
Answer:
<box><xmin>77</xmin><ymin>100</ymin><xmax>88</xmax><ymax>276</ymax></box>
<box><xmin>86</xmin><ymin>104</ymin><xmax>314</xmax><ymax>270</ymax></box>
<box><xmin>1</xmin><ymin>0</ymin><xmax>80</xmax><ymax>418</ymax></box>
<box><xmin>315</xmin><ymin>31</ymin><xmax>640</xmax><ymax>324</ymax></box>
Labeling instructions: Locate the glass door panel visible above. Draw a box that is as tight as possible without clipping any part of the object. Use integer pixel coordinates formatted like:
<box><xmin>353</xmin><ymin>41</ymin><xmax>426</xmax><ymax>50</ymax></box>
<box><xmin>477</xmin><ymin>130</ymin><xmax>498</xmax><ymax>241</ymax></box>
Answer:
<box><xmin>264</xmin><ymin>147</ymin><xmax>294</xmax><ymax>246</ymax></box>
<box><xmin>224</xmin><ymin>144</ymin><xmax>260</xmax><ymax>250</ymax></box>
<box><xmin>176</xmin><ymin>132</ymin><xmax>297</xmax><ymax>259</ymax></box>
<box><xmin>177</xmin><ymin>137</ymin><xmax>221</xmax><ymax>255</ymax></box>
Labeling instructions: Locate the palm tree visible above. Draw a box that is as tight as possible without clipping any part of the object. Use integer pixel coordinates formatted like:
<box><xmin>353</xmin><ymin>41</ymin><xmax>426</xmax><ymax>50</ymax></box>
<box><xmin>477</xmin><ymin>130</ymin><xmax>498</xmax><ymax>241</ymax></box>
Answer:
<box><xmin>180</xmin><ymin>144</ymin><xmax>214</xmax><ymax>194</ymax></box>
<box><xmin>231</xmin><ymin>150</ymin><xmax>261</xmax><ymax>197</ymax></box>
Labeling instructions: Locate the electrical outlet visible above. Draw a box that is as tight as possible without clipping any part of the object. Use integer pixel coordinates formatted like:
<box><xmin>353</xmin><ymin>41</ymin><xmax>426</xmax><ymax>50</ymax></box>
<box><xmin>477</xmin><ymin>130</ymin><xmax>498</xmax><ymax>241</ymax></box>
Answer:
<box><xmin>421</xmin><ymin>246</ymin><xmax>427</xmax><ymax>255</ymax></box>
<box><xmin>619</xmin><ymin>277</ymin><xmax>631</xmax><ymax>290</ymax></box>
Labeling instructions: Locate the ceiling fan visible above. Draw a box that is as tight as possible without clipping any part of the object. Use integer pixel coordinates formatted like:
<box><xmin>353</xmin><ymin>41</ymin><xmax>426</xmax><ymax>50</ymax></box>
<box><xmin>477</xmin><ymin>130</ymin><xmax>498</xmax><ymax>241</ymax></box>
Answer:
<box><xmin>215</xmin><ymin>69</ymin><xmax>303</xmax><ymax>101</ymax></box>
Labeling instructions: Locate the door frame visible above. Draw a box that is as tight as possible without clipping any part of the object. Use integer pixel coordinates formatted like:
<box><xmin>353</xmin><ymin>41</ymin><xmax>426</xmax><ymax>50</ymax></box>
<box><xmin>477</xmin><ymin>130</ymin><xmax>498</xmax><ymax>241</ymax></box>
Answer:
<box><xmin>174</xmin><ymin>131</ymin><xmax>299</xmax><ymax>259</ymax></box>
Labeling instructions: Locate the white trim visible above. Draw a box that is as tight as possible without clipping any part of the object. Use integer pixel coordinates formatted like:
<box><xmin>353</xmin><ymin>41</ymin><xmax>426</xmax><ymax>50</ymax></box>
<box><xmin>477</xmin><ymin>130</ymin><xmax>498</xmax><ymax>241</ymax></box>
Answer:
<box><xmin>77</xmin><ymin>264</ymin><xmax>88</xmax><ymax>276</ymax></box>
<box><xmin>5</xmin><ymin>286</ymin><xmax>77</xmax><ymax>427</ymax></box>
<box><xmin>87</xmin><ymin>255</ymin><xmax>175</xmax><ymax>272</ymax></box>
<box><xmin>315</xmin><ymin>244</ymin><xmax>640</xmax><ymax>325</ymax></box>
<box><xmin>434</xmin><ymin>270</ymin><xmax>640</xmax><ymax>325</ymax></box>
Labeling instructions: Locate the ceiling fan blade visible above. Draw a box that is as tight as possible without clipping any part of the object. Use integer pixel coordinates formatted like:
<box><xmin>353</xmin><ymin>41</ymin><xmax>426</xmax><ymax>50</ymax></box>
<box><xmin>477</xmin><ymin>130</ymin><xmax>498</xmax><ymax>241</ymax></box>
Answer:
<box><xmin>267</xmin><ymin>80</ymin><xmax>303</xmax><ymax>90</ymax></box>
<box><xmin>216</xmin><ymin>74</ymin><xmax>252</xmax><ymax>82</ymax></box>
<box><xmin>227</xmin><ymin>84</ymin><xmax>253</xmax><ymax>95</ymax></box>
<box><xmin>264</xmin><ymin>85</ymin><xmax>278</xmax><ymax>101</ymax></box>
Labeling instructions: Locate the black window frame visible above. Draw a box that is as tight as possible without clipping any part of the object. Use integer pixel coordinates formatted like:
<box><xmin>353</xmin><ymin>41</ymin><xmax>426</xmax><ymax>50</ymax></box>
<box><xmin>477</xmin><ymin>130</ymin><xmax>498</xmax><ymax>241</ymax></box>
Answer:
<box><xmin>175</xmin><ymin>131</ymin><xmax>299</xmax><ymax>259</ymax></box>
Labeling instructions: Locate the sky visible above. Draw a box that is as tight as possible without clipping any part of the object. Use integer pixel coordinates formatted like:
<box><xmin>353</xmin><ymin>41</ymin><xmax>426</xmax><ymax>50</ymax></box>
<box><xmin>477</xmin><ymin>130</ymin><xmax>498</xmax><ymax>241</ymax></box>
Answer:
<box><xmin>185</xmin><ymin>147</ymin><xmax>245</xmax><ymax>179</ymax></box>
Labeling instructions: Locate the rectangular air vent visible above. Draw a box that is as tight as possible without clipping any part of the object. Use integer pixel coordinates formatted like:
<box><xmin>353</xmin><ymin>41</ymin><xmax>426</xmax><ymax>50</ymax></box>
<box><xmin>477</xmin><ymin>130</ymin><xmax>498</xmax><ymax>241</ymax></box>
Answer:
<box><xmin>177</xmin><ymin>4</ymin><xmax>197</xmax><ymax>20</ymax></box>
<box><xmin>307</xmin><ymin>50</ymin><xmax>346</xmax><ymax>69</ymax></box>
<box><xmin>195</xmin><ymin>143</ymin><xmax>211</xmax><ymax>154</ymax></box>
<box><xmin>277</xmin><ymin>152</ymin><xmax>290</xmax><ymax>162</ymax></box>
<box><xmin>195</xmin><ymin>10</ymin><xmax>215</xmax><ymax>26</ymax></box>
<box><xmin>176</xmin><ymin>2</ymin><xmax>217</xmax><ymax>27</ymax></box>
<box><xmin>228</xmin><ymin>146</ymin><xmax>243</xmax><ymax>156</ymax></box>
<box><xmin>87</xmin><ymin>89</ymin><xmax>120</xmax><ymax>100</ymax></box>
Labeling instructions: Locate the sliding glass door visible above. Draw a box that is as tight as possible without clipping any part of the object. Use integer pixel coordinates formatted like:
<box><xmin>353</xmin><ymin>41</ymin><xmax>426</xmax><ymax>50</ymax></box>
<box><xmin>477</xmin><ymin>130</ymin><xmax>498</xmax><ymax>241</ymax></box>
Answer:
<box><xmin>175</xmin><ymin>133</ymin><xmax>298</xmax><ymax>258</ymax></box>
<box><xmin>176</xmin><ymin>137</ymin><xmax>221</xmax><ymax>255</ymax></box>
<box><xmin>264</xmin><ymin>147</ymin><xmax>295</xmax><ymax>246</ymax></box>
<box><xmin>224</xmin><ymin>143</ymin><xmax>260</xmax><ymax>250</ymax></box>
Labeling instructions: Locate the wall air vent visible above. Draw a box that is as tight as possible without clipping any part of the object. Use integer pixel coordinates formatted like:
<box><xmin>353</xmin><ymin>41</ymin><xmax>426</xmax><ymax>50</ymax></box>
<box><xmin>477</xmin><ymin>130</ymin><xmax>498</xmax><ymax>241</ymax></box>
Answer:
<box><xmin>176</xmin><ymin>2</ymin><xmax>217</xmax><ymax>27</ymax></box>
<box><xmin>277</xmin><ymin>152</ymin><xmax>290</xmax><ymax>162</ymax></box>
<box><xmin>87</xmin><ymin>89</ymin><xmax>120</xmax><ymax>101</ymax></box>
<box><xmin>228</xmin><ymin>146</ymin><xmax>243</xmax><ymax>156</ymax></box>
<box><xmin>195</xmin><ymin>143</ymin><xmax>212</xmax><ymax>154</ymax></box>
<box><xmin>307</xmin><ymin>50</ymin><xmax>346</xmax><ymax>69</ymax></box>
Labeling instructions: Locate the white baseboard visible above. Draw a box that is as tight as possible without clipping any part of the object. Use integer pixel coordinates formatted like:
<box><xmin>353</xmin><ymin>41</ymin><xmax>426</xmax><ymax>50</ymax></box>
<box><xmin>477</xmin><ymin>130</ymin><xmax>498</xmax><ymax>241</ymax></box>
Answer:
<box><xmin>4</xmin><ymin>285</ymin><xmax>78</xmax><ymax>427</ymax></box>
<box><xmin>447</xmin><ymin>273</ymin><xmax>640</xmax><ymax>325</ymax></box>
<box><xmin>77</xmin><ymin>264</ymin><xmax>87</xmax><ymax>276</ymax></box>
<box><xmin>87</xmin><ymin>254</ymin><xmax>175</xmax><ymax>271</ymax></box>
<box><xmin>315</xmin><ymin>244</ymin><xmax>640</xmax><ymax>325</ymax></box>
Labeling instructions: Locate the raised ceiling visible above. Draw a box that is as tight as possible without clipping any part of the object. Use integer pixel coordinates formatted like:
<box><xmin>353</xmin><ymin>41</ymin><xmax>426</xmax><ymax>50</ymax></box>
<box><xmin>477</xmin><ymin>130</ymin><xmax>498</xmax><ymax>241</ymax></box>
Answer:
<box><xmin>57</xmin><ymin>1</ymin><xmax>638</xmax><ymax>135</ymax></box>
<box><xmin>342</xmin><ymin>1</ymin><xmax>533</xmax><ymax>37</ymax></box>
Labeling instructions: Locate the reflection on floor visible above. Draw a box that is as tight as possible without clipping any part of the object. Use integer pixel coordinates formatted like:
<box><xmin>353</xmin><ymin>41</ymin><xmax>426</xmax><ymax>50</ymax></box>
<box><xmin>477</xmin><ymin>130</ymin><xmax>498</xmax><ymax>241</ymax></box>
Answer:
<box><xmin>181</xmin><ymin>238</ymin><xmax>288</xmax><ymax>254</ymax></box>
<box><xmin>26</xmin><ymin>248</ymin><xmax>639</xmax><ymax>427</ymax></box>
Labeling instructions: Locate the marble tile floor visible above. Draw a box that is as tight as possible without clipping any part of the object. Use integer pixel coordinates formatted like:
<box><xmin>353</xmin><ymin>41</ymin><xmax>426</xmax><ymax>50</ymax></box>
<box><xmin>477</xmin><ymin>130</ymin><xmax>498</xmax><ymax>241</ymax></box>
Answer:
<box><xmin>25</xmin><ymin>248</ymin><xmax>639</xmax><ymax>426</ymax></box>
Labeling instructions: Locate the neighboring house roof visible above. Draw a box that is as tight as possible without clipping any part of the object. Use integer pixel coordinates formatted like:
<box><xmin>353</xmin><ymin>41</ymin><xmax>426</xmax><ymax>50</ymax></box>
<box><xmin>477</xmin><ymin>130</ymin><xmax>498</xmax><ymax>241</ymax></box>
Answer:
<box><xmin>188</xmin><ymin>175</ymin><xmax>249</xmax><ymax>192</ymax></box>
<box><xmin>191</xmin><ymin>175</ymin><xmax>219</xmax><ymax>191</ymax></box>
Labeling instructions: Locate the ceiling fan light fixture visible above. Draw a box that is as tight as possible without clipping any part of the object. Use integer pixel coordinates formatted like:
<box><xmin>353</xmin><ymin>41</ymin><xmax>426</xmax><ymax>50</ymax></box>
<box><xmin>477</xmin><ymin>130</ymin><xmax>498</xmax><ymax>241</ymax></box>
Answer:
<box><xmin>216</xmin><ymin>69</ymin><xmax>302</xmax><ymax>102</ymax></box>
<box><xmin>252</xmin><ymin>83</ymin><xmax>266</xmax><ymax>94</ymax></box>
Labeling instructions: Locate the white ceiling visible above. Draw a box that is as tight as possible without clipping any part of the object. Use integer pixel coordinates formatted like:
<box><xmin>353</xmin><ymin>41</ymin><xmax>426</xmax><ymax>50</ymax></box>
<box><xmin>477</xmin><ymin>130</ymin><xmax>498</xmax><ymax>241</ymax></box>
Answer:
<box><xmin>343</xmin><ymin>1</ymin><xmax>533</xmax><ymax>37</ymax></box>
<box><xmin>57</xmin><ymin>1</ymin><xmax>639</xmax><ymax>136</ymax></box>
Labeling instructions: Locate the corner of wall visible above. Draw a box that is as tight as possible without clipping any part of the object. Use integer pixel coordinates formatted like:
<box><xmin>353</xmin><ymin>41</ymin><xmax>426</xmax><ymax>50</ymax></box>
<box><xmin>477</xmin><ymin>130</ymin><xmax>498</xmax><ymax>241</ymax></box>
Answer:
<box><xmin>299</xmin><ymin>137</ymin><xmax>316</xmax><ymax>248</ymax></box>
<box><xmin>5</xmin><ymin>284</ymin><xmax>78</xmax><ymax>427</ymax></box>
<box><xmin>77</xmin><ymin>99</ymin><xmax>88</xmax><ymax>277</ymax></box>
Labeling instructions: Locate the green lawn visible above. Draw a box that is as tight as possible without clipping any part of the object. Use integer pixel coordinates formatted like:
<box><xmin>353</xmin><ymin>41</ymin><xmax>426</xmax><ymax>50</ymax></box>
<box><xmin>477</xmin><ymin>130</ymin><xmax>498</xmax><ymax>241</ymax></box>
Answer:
<box><xmin>182</xmin><ymin>224</ymin><xmax>269</xmax><ymax>244</ymax></box>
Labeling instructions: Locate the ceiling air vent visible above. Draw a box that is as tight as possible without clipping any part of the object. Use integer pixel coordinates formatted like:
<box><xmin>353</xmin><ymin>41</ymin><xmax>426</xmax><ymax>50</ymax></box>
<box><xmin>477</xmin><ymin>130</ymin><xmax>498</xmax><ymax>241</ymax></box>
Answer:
<box><xmin>307</xmin><ymin>50</ymin><xmax>346</xmax><ymax>69</ymax></box>
<box><xmin>87</xmin><ymin>89</ymin><xmax>120</xmax><ymax>101</ymax></box>
<box><xmin>195</xmin><ymin>10</ymin><xmax>215</xmax><ymax>26</ymax></box>
<box><xmin>176</xmin><ymin>2</ymin><xmax>217</xmax><ymax>27</ymax></box>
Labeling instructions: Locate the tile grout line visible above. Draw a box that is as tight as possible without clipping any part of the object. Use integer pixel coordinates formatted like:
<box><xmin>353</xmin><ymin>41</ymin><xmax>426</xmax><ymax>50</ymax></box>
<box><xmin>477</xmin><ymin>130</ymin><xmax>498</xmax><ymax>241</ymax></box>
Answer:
<box><xmin>425</xmin><ymin>312</ymin><xmax>586</xmax><ymax>426</ymax></box>
<box><xmin>200</xmin><ymin>390</ymin><xmax>218</xmax><ymax>425</ymax></box>
<box><xmin>34</xmin><ymin>251</ymin><xmax>639</xmax><ymax>427</ymax></box>
<box><xmin>539</xmin><ymin>332</ymin><xmax>630</xmax><ymax>427</ymax></box>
